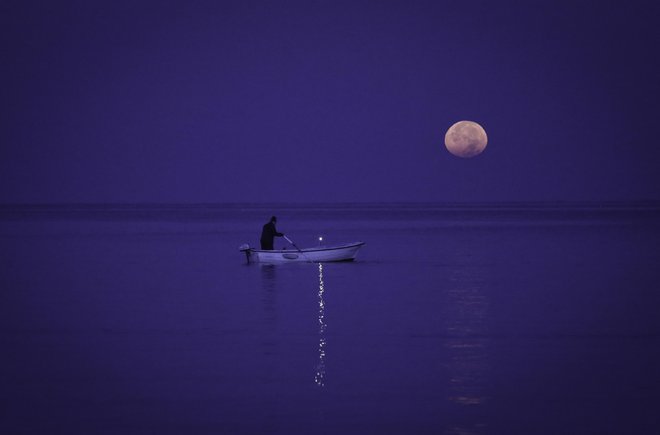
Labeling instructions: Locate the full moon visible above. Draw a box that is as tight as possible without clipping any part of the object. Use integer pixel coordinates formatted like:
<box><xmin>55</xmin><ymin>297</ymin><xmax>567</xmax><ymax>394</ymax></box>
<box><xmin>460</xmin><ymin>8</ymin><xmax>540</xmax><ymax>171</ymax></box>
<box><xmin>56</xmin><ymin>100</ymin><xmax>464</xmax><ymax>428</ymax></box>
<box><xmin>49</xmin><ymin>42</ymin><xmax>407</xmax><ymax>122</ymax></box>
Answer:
<box><xmin>444</xmin><ymin>120</ymin><xmax>488</xmax><ymax>158</ymax></box>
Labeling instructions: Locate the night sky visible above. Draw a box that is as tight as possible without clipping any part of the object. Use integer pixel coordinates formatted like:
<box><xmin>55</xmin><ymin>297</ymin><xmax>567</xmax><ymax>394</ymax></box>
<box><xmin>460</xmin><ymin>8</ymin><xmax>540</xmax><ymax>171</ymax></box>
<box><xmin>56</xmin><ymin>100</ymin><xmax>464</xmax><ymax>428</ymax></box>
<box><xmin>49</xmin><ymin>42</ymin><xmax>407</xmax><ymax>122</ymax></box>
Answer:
<box><xmin>2</xmin><ymin>0</ymin><xmax>659</xmax><ymax>204</ymax></box>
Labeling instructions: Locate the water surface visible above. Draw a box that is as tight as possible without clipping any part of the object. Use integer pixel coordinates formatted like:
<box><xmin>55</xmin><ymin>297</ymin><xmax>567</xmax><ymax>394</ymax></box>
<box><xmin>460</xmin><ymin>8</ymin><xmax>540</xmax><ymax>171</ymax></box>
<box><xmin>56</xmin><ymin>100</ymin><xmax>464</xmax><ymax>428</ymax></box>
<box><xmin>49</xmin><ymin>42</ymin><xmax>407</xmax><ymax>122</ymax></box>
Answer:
<box><xmin>1</xmin><ymin>203</ymin><xmax>659</xmax><ymax>434</ymax></box>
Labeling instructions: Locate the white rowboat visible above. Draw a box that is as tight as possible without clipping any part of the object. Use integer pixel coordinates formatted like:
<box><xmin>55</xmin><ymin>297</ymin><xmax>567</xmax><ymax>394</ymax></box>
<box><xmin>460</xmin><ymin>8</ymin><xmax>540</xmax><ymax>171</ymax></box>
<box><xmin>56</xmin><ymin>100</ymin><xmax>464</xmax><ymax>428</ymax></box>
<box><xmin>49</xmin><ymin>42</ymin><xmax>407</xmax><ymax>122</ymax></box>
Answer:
<box><xmin>239</xmin><ymin>241</ymin><xmax>365</xmax><ymax>264</ymax></box>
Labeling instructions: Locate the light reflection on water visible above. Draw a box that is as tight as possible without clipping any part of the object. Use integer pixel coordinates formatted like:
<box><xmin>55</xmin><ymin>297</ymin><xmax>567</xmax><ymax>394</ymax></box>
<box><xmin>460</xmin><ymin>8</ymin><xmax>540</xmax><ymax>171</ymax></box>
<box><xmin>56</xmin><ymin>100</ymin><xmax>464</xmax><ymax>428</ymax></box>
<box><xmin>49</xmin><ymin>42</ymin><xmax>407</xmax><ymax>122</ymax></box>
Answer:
<box><xmin>258</xmin><ymin>262</ymin><xmax>328</xmax><ymax>388</ymax></box>
<box><xmin>444</xmin><ymin>250</ymin><xmax>489</xmax><ymax>434</ymax></box>
<box><xmin>255</xmin><ymin>253</ymin><xmax>490</xmax><ymax>431</ymax></box>
<box><xmin>259</xmin><ymin>265</ymin><xmax>278</xmax><ymax>332</ymax></box>
<box><xmin>315</xmin><ymin>263</ymin><xmax>327</xmax><ymax>387</ymax></box>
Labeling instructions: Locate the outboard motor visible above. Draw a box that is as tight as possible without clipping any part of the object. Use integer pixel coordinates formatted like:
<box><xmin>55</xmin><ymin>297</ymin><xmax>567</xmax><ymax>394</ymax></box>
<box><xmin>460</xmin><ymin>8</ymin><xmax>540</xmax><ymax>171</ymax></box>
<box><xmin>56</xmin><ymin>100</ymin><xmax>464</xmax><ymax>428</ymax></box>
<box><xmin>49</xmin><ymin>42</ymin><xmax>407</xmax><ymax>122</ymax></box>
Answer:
<box><xmin>238</xmin><ymin>244</ymin><xmax>251</xmax><ymax>263</ymax></box>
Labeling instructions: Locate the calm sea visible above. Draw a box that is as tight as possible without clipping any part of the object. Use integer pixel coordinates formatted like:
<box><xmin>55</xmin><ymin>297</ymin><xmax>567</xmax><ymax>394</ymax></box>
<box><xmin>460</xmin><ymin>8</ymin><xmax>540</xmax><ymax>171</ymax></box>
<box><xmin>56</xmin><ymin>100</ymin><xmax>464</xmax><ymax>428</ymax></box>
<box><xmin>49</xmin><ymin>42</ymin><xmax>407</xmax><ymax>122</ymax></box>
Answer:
<box><xmin>1</xmin><ymin>203</ymin><xmax>659</xmax><ymax>434</ymax></box>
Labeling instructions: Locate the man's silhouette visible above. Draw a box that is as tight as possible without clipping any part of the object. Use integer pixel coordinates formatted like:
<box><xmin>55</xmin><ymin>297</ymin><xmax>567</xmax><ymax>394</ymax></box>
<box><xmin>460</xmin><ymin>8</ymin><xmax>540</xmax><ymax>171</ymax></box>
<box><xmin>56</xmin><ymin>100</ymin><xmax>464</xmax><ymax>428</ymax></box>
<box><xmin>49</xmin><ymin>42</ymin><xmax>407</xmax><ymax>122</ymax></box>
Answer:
<box><xmin>260</xmin><ymin>216</ymin><xmax>284</xmax><ymax>250</ymax></box>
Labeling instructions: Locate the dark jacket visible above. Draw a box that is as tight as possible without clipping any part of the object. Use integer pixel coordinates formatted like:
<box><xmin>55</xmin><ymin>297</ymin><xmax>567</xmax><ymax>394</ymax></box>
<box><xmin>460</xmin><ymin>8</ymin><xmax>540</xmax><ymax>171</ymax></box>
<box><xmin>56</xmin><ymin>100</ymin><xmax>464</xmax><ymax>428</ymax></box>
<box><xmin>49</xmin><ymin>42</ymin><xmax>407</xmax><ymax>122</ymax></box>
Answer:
<box><xmin>260</xmin><ymin>222</ymin><xmax>283</xmax><ymax>250</ymax></box>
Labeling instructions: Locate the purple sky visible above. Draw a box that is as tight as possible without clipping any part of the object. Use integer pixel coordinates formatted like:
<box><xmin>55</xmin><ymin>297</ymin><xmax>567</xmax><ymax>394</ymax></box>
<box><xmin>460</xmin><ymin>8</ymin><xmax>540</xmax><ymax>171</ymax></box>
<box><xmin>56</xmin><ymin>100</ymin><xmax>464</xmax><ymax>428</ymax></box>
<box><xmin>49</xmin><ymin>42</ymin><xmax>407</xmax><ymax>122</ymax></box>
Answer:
<box><xmin>1</xmin><ymin>0</ymin><xmax>658</xmax><ymax>203</ymax></box>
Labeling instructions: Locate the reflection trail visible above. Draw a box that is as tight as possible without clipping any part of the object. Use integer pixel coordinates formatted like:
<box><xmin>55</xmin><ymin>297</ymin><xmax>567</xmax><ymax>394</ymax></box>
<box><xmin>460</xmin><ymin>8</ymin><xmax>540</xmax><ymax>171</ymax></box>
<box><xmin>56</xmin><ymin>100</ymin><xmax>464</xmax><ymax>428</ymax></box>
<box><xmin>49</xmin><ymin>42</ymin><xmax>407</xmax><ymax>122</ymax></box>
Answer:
<box><xmin>315</xmin><ymin>263</ymin><xmax>326</xmax><ymax>387</ymax></box>
<box><xmin>259</xmin><ymin>264</ymin><xmax>280</xmax><ymax>429</ymax></box>
<box><xmin>260</xmin><ymin>265</ymin><xmax>278</xmax><ymax>334</ymax></box>
<box><xmin>444</xmin><ymin>251</ymin><xmax>489</xmax><ymax>434</ymax></box>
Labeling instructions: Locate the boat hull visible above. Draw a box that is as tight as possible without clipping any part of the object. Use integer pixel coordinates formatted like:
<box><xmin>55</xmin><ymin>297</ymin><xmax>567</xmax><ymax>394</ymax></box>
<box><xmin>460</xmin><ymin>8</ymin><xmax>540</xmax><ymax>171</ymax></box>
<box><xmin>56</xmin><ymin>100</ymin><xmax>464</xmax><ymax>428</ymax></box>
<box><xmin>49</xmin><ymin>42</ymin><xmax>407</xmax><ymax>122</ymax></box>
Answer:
<box><xmin>240</xmin><ymin>242</ymin><xmax>365</xmax><ymax>264</ymax></box>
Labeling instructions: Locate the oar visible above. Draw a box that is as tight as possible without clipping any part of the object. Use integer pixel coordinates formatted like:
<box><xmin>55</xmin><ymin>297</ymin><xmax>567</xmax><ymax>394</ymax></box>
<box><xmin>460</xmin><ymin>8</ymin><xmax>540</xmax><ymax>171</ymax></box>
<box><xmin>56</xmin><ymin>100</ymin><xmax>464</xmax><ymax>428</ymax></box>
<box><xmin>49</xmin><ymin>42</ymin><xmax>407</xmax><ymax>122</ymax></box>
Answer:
<box><xmin>284</xmin><ymin>235</ymin><xmax>313</xmax><ymax>263</ymax></box>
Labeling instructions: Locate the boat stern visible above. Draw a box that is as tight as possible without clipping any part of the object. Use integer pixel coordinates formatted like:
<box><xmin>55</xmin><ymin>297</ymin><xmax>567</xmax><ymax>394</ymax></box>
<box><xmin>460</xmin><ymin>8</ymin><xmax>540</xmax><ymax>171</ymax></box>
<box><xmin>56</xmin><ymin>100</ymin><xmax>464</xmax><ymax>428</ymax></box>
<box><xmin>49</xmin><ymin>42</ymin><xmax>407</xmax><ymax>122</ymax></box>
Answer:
<box><xmin>238</xmin><ymin>244</ymin><xmax>253</xmax><ymax>263</ymax></box>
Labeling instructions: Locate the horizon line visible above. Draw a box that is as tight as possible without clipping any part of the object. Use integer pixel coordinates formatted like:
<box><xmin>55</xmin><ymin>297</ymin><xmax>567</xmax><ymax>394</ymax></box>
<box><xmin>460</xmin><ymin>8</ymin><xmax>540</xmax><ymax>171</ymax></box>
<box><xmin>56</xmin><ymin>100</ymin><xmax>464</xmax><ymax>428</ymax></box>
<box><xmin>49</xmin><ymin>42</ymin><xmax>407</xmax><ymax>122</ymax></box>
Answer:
<box><xmin>1</xmin><ymin>200</ymin><xmax>660</xmax><ymax>207</ymax></box>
